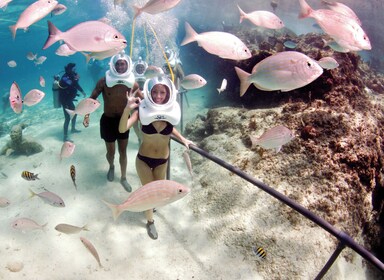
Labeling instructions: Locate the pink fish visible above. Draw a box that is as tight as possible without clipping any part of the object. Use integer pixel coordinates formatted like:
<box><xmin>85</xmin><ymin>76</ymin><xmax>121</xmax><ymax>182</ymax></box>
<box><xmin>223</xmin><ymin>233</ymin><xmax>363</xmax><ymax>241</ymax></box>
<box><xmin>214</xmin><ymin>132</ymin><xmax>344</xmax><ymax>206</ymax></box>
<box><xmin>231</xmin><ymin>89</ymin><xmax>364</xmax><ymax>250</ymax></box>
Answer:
<box><xmin>9</xmin><ymin>0</ymin><xmax>58</xmax><ymax>39</ymax></box>
<box><xmin>237</xmin><ymin>5</ymin><xmax>284</xmax><ymax>29</ymax></box>
<box><xmin>180</xmin><ymin>74</ymin><xmax>207</xmax><ymax>90</ymax></box>
<box><xmin>11</xmin><ymin>217</ymin><xmax>47</xmax><ymax>232</ymax></box>
<box><xmin>55</xmin><ymin>43</ymin><xmax>77</xmax><ymax>57</ymax></box>
<box><xmin>60</xmin><ymin>141</ymin><xmax>76</xmax><ymax>160</ymax></box>
<box><xmin>250</xmin><ymin>125</ymin><xmax>295</xmax><ymax>153</ymax></box>
<box><xmin>9</xmin><ymin>82</ymin><xmax>22</xmax><ymax>114</ymax></box>
<box><xmin>181</xmin><ymin>22</ymin><xmax>251</xmax><ymax>61</ymax></box>
<box><xmin>298</xmin><ymin>0</ymin><xmax>370</xmax><ymax>52</ymax></box>
<box><xmin>65</xmin><ymin>98</ymin><xmax>100</xmax><ymax>119</ymax></box>
<box><xmin>39</xmin><ymin>76</ymin><xmax>45</xmax><ymax>87</ymax></box>
<box><xmin>29</xmin><ymin>188</ymin><xmax>65</xmax><ymax>207</ymax></box>
<box><xmin>80</xmin><ymin>237</ymin><xmax>102</xmax><ymax>267</ymax></box>
<box><xmin>133</xmin><ymin>0</ymin><xmax>181</xmax><ymax>19</ymax></box>
<box><xmin>103</xmin><ymin>180</ymin><xmax>190</xmax><ymax>220</ymax></box>
<box><xmin>23</xmin><ymin>89</ymin><xmax>45</xmax><ymax>106</ymax></box>
<box><xmin>321</xmin><ymin>0</ymin><xmax>361</xmax><ymax>26</ymax></box>
<box><xmin>51</xmin><ymin>3</ymin><xmax>67</xmax><ymax>16</ymax></box>
<box><xmin>235</xmin><ymin>51</ymin><xmax>323</xmax><ymax>96</ymax></box>
<box><xmin>0</xmin><ymin>0</ymin><xmax>13</xmax><ymax>10</ymax></box>
<box><xmin>43</xmin><ymin>20</ymin><xmax>127</xmax><ymax>52</ymax></box>
<box><xmin>0</xmin><ymin>197</ymin><xmax>10</xmax><ymax>208</ymax></box>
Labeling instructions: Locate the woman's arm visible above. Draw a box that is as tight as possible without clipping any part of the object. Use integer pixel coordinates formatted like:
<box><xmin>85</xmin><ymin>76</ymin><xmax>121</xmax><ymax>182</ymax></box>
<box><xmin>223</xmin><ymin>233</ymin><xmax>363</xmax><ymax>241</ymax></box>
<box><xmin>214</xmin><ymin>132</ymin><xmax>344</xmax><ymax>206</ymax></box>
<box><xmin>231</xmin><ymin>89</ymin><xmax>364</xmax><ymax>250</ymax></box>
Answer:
<box><xmin>171</xmin><ymin>127</ymin><xmax>194</xmax><ymax>149</ymax></box>
<box><xmin>119</xmin><ymin>91</ymin><xmax>141</xmax><ymax>133</ymax></box>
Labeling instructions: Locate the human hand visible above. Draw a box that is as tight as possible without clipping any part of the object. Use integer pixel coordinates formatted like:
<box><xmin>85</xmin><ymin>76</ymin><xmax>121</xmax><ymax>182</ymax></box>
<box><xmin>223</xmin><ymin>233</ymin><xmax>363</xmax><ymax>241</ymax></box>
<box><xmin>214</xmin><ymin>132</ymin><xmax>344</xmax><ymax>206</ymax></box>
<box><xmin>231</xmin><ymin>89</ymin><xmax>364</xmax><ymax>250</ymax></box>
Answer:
<box><xmin>125</xmin><ymin>89</ymin><xmax>141</xmax><ymax>110</ymax></box>
<box><xmin>83</xmin><ymin>114</ymin><xmax>90</xmax><ymax>128</ymax></box>
<box><xmin>182</xmin><ymin>138</ymin><xmax>195</xmax><ymax>149</ymax></box>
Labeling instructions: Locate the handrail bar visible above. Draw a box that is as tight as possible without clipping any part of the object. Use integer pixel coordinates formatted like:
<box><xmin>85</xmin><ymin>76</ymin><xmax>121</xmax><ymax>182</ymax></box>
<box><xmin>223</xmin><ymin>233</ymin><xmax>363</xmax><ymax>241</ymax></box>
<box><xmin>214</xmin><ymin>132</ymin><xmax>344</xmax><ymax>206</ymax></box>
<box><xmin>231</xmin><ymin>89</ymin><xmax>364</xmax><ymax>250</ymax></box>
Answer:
<box><xmin>171</xmin><ymin>135</ymin><xmax>384</xmax><ymax>273</ymax></box>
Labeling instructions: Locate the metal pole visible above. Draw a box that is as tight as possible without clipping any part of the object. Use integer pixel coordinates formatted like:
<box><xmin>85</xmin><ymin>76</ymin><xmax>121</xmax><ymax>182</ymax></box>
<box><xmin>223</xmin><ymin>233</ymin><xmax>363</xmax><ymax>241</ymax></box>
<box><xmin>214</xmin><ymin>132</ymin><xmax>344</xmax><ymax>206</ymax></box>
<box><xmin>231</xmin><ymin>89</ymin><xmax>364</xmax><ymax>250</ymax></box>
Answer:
<box><xmin>170</xmin><ymin>136</ymin><xmax>384</xmax><ymax>273</ymax></box>
<box><xmin>314</xmin><ymin>242</ymin><xmax>346</xmax><ymax>280</ymax></box>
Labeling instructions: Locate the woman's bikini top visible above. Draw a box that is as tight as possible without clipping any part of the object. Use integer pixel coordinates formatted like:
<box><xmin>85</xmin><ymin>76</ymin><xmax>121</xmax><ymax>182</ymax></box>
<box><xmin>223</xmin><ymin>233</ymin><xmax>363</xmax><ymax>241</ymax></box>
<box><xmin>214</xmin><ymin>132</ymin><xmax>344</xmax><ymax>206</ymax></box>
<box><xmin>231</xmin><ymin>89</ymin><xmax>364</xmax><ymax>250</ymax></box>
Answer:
<box><xmin>141</xmin><ymin>122</ymin><xmax>173</xmax><ymax>135</ymax></box>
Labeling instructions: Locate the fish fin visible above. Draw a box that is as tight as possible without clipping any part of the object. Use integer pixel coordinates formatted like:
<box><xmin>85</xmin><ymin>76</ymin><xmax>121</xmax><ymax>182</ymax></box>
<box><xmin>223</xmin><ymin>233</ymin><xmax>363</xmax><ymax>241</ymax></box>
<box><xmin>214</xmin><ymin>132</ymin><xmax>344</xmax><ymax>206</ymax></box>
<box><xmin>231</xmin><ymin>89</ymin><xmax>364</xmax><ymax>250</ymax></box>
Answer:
<box><xmin>83</xmin><ymin>224</ymin><xmax>90</xmax><ymax>231</ymax></box>
<box><xmin>237</xmin><ymin>5</ymin><xmax>246</xmax><ymax>24</ymax></box>
<box><xmin>29</xmin><ymin>188</ymin><xmax>36</xmax><ymax>199</ymax></box>
<box><xmin>42</xmin><ymin>222</ymin><xmax>49</xmax><ymax>232</ymax></box>
<box><xmin>9</xmin><ymin>25</ymin><xmax>16</xmax><ymax>40</ymax></box>
<box><xmin>65</xmin><ymin>109</ymin><xmax>76</xmax><ymax>120</ymax></box>
<box><xmin>275</xmin><ymin>146</ymin><xmax>282</xmax><ymax>153</ymax></box>
<box><xmin>298</xmin><ymin>0</ymin><xmax>313</xmax><ymax>19</ymax></box>
<box><xmin>234</xmin><ymin>66</ymin><xmax>251</xmax><ymax>97</ymax></box>
<box><xmin>42</xmin><ymin>21</ymin><xmax>61</xmax><ymax>50</ymax></box>
<box><xmin>181</xmin><ymin>22</ymin><xmax>198</xmax><ymax>46</ymax></box>
<box><xmin>82</xmin><ymin>52</ymin><xmax>91</xmax><ymax>64</ymax></box>
<box><xmin>102</xmin><ymin>200</ymin><xmax>122</xmax><ymax>221</ymax></box>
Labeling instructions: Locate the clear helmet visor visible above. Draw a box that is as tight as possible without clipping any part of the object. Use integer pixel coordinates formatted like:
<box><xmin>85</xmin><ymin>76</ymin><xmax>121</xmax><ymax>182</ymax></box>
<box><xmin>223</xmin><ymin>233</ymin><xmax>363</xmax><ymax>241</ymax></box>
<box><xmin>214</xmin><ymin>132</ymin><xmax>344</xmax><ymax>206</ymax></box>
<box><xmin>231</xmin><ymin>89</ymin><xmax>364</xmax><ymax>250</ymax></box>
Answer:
<box><xmin>144</xmin><ymin>76</ymin><xmax>177</xmax><ymax>107</ymax></box>
<box><xmin>109</xmin><ymin>52</ymin><xmax>132</xmax><ymax>76</ymax></box>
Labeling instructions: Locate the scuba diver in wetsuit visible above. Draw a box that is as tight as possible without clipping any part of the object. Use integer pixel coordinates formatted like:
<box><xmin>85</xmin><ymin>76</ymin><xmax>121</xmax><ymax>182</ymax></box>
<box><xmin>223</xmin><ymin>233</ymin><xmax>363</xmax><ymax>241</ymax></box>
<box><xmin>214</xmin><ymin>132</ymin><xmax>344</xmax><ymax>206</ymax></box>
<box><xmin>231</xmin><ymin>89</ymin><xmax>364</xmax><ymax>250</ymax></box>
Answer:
<box><xmin>59</xmin><ymin>63</ymin><xmax>86</xmax><ymax>141</ymax></box>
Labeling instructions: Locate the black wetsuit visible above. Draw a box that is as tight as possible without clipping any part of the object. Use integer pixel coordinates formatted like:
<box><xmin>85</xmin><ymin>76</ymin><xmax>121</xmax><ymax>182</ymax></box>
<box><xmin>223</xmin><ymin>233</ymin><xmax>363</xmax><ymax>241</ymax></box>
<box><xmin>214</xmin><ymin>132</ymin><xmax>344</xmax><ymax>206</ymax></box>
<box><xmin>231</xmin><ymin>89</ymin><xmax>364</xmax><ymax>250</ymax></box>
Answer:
<box><xmin>59</xmin><ymin>73</ymin><xmax>84</xmax><ymax>139</ymax></box>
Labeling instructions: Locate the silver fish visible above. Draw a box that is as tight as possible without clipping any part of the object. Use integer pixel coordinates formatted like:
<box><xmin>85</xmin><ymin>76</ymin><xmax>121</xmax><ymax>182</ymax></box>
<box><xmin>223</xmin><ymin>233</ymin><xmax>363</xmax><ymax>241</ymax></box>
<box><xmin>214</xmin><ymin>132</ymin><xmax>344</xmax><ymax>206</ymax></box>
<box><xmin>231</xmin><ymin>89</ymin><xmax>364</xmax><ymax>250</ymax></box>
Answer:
<box><xmin>250</xmin><ymin>125</ymin><xmax>295</xmax><ymax>153</ymax></box>
<box><xmin>0</xmin><ymin>197</ymin><xmax>10</xmax><ymax>207</ymax></box>
<box><xmin>23</xmin><ymin>89</ymin><xmax>45</xmax><ymax>106</ymax></box>
<box><xmin>133</xmin><ymin>0</ymin><xmax>181</xmax><ymax>18</ymax></box>
<box><xmin>55</xmin><ymin>223</ymin><xmax>88</xmax><ymax>234</ymax></box>
<box><xmin>80</xmin><ymin>237</ymin><xmax>102</xmax><ymax>267</ymax></box>
<box><xmin>180</xmin><ymin>74</ymin><xmax>207</xmax><ymax>90</ymax></box>
<box><xmin>317</xmin><ymin>57</ymin><xmax>339</xmax><ymax>70</ymax></box>
<box><xmin>12</xmin><ymin>217</ymin><xmax>47</xmax><ymax>232</ymax></box>
<box><xmin>29</xmin><ymin>188</ymin><xmax>65</xmax><ymax>207</ymax></box>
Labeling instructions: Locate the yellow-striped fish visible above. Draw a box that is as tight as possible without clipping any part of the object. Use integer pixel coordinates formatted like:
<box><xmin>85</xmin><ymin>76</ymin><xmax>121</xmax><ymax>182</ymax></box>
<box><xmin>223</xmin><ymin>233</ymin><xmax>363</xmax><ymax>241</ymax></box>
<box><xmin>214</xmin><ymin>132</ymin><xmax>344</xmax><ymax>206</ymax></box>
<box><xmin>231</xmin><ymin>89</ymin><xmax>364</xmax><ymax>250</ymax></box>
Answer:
<box><xmin>21</xmin><ymin>171</ymin><xmax>39</xmax><ymax>181</ymax></box>
<box><xmin>252</xmin><ymin>246</ymin><xmax>266</xmax><ymax>259</ymax></box>
<box><xmin>70</xmin><ymin>165</ymin><xmax>77</xmax><ymax>189</ymax></box>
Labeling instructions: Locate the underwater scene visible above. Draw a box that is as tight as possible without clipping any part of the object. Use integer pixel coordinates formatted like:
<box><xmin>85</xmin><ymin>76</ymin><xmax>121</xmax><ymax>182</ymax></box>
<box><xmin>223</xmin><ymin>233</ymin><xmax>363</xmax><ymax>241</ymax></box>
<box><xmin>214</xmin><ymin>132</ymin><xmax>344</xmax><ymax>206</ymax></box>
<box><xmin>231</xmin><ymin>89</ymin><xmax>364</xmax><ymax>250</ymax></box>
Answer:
<box><xmin>0</xmin><ymin>0</ymin><xmax>384</xmax><ymax>279</ymax></box>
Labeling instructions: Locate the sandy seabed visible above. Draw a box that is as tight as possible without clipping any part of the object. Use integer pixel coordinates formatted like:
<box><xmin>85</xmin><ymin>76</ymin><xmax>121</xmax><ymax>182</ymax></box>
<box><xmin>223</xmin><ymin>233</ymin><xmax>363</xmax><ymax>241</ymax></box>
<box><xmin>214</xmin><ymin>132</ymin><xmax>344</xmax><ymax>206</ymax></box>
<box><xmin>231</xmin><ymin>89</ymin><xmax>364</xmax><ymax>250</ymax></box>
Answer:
<box><xmin>0</xmin><ymin>101</ymin><xmax>378</xmax><ymax>280</ymax></box>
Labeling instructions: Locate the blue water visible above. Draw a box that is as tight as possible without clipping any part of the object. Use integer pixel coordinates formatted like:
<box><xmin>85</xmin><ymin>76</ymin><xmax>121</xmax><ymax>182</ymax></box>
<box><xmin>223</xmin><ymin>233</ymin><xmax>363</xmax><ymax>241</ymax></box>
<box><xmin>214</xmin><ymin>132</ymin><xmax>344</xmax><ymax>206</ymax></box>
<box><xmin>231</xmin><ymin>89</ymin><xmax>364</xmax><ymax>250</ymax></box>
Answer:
<box><xmin>0</xmin><ymin>1</ymin><xmax>382</xmax><ymax>278</ymax></box>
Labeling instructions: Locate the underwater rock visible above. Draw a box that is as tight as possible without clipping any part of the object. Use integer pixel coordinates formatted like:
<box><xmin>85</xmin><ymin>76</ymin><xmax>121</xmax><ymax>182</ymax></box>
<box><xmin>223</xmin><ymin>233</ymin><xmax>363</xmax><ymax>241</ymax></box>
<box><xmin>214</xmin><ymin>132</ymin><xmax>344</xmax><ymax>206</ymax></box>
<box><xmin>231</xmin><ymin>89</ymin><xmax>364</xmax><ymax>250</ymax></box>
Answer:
<box><xmin>0</xmin><ymin>124</ymin><xmax>43</xmax><ymax>156</ymax></box>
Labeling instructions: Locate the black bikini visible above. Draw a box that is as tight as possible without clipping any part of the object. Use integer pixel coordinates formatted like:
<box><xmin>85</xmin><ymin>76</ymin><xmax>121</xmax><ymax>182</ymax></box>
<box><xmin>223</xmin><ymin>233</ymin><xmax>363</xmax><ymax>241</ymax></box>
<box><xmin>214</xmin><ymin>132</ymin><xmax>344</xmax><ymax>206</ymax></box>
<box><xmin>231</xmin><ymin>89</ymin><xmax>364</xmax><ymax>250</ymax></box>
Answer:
<box><xmin>141</xmin><ymin>122</ymin><xmax>173</xmax><ymax>135</ymax></box>
<box><xmin>138</xmin><ymin>122</ymin><xmax>173</xmax><ymax>169</ymax></box>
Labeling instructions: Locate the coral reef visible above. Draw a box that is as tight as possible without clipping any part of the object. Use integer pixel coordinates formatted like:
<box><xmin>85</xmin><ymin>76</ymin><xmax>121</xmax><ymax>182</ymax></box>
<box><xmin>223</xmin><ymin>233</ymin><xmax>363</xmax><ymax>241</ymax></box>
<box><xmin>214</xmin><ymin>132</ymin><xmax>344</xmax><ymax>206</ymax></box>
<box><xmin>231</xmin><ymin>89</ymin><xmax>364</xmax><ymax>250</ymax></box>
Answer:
<box><xmin>184</xmin><ymin>31</ymin><xmax>384</xmax><ymax>278</ymax></box>
<box><xmin>1</xmin><ymin>124</ymin><xmax>43</xmax><ymax>156</ymax></box>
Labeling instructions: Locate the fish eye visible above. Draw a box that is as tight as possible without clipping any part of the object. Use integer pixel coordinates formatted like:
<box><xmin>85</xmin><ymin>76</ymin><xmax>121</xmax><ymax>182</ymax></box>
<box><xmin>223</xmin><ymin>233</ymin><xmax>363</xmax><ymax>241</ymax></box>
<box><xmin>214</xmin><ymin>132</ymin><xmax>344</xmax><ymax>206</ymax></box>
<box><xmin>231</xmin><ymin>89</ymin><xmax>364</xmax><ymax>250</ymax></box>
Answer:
<box><xmin>114</xmin><ymin>35</ymin><xmax>119</xmax><ymax>39</ymax></box>
<box><xmin>306</xmin><ymin>61</ymin><xmax>312</xmax><ymax>67</ymax></box>
<box><xmin>178</xmin><ymin>189</ymin><xmax>183</xmax><ymax>193</ymax></box>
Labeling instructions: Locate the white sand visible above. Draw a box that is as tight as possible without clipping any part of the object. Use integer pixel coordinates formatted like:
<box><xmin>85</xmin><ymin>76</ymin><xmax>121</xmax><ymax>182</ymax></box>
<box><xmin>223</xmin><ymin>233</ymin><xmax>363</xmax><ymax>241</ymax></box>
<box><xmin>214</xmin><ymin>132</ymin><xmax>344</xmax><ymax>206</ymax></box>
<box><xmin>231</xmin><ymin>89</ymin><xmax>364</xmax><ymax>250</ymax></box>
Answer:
<box><xmin>0</xmin><ymin>106</ymin><xmax>259</xmax><ymax>280</ymax></box>
<box><xmin>0</xmin><ymin>101</ymin><xmax>380</xmax><ymax>279</ymax></box>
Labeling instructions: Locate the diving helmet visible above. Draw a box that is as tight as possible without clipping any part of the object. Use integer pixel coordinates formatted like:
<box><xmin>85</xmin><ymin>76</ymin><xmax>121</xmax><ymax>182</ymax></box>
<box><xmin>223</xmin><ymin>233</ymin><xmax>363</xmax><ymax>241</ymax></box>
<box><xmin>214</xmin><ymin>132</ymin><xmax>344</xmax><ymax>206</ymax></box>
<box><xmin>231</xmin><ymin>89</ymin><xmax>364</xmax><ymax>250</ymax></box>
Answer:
<box><xmin>139</xmin><ymin>75</ymin><xmax>180</xmax><ymax>125</ymax></box>
<box><xmin>106</xmin><ymin>52</ymin><xmax>135</xmax><ymax>88</ymax></box>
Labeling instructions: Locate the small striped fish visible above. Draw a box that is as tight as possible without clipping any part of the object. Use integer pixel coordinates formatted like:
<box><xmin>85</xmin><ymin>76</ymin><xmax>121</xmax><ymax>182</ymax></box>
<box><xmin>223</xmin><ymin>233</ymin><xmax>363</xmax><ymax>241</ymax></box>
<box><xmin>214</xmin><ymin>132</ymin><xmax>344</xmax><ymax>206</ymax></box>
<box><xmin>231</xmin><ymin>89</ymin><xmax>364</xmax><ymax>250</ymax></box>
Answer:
<box><xmin>21</xmin><ymin>171</ymin><xmax>39</xmax><ymax>181</ymax></box>
<box><xmin>252</xmin><ymin>246</ymin><xmax>266</xmax><ymax>259</ymax></box>
<box><xmin>70</xmin><ymin>165</ymin><xmax>77</xmax><ymax>189</ymax></box>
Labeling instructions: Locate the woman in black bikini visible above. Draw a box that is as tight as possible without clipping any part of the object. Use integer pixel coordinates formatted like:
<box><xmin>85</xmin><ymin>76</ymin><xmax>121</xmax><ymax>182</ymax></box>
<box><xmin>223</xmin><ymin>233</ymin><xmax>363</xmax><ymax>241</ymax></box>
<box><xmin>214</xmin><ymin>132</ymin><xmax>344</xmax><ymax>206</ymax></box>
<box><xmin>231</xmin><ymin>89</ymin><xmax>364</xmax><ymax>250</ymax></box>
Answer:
<box><xmin>119</xmin><ymin>76</ymin><xmax>193</xmax><ymax>240</ymax></box>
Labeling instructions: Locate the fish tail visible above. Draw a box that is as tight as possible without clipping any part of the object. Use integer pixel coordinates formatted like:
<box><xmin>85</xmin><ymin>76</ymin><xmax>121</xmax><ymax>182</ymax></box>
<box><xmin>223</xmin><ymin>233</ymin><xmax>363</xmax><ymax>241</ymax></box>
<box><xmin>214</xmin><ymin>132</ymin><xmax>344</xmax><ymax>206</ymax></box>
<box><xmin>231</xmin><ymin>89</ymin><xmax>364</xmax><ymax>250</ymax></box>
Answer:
<box><xmin>65</xmin><ymin>108</ymin><xmax>76</xmax><ymax>120</ymax></box>
<box><xmin>102</xmin><ymin>200</ymin><xmax>122</xmax><ymax>221</ymax></box>
<box><xmin>237</xmin><ymin>5</ymin><xmax>246</xmax><ymax>24</ymax></box>
<box><xmin>132</xmin><ymin>5</ymin><xmax>141</xmax><ymax>19</ymax></box>
<box><xmin>234</xmin><ymin>67</ymin><xmax>251</xmax><ymax>97</ymax></box>
<box><xmin>9</xmin><ymin>25</ymin><xmax>16</xmax><ymax>40</ymax></box>
<box><xmin>298</xmin><ymin>0</ymin><xmax>313</xmax><ymax>19</ymax></box>
<box><xmin>217</xmin><ymin>88</ymin><xmax>222</xmax><ymax>94</ymax></box>
<box><xmin>29</xmin><ymin>188</ymin><xmax>36</xmax><ymax>199</ymax></box>
<box><xmin>181</xmin><ymin>22</ymin><xmax>198</xmax><ymax>46</ymax></box>
<box><xmin>43</xmin><ymin>21</ymin><xmax>61</xmax><ymax>50</ymax></box>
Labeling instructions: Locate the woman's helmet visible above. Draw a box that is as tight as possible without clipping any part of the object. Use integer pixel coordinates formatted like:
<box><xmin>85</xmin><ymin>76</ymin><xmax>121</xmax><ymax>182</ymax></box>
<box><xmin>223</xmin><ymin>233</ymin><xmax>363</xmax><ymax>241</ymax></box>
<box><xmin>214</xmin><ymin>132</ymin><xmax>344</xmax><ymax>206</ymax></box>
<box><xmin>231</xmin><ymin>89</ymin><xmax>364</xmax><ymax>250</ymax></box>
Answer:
<box><xmin>109</xmin><ymin>52</ymin><xmax>132</xmax><ymax>76</ymax></box>
<box><xmin>140</xmin><ymin>75</ymin><xmax>180</xmax><ymax>125</ymax></box>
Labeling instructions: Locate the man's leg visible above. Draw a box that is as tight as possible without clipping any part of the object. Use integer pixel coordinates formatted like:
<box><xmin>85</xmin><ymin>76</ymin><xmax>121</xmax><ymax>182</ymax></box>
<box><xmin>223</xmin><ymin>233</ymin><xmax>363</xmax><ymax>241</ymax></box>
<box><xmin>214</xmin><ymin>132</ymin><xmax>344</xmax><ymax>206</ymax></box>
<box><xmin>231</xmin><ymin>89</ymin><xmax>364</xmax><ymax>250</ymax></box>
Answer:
<box><xmin>105</xmin><ymin>141</ymin><xmax>115</xmax><ymax>181</ymax></box>
<box><xmin>117</xmin><ymin>138</ymin><xmax>131</xmax><ymax>192</ymax></box>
